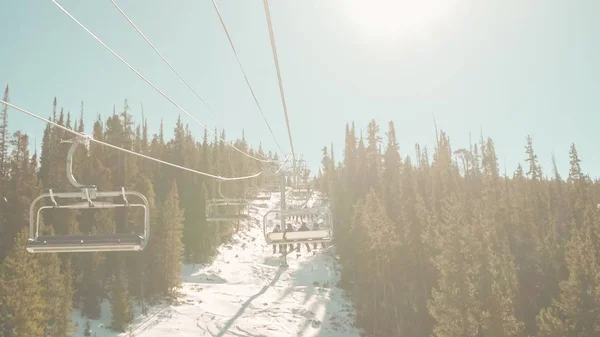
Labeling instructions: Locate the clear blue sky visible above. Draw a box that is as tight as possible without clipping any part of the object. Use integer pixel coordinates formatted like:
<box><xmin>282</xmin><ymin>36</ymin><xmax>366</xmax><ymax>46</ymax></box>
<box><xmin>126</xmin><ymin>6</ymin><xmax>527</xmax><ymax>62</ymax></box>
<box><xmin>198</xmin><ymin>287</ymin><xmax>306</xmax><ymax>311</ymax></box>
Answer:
<box><xmin>1</xmin><ymin>0</ymin><xmax>600</xmax><ymax>178</ymax></box>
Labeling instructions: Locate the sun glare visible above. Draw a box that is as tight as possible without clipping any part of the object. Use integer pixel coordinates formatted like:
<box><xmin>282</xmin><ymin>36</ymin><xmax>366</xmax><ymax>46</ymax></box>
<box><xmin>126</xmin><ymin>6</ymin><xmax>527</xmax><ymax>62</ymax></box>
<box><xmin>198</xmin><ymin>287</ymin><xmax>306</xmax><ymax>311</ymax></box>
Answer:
<box><xmin>342</xmin><ymin>0</ymin><xmax>455</xmax><ymax>42</ymax></box>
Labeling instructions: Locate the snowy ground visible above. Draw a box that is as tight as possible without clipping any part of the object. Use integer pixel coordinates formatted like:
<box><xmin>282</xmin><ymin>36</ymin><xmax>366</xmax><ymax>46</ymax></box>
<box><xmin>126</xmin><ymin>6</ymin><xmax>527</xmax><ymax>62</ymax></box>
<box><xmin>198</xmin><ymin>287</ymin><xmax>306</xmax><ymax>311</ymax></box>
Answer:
<box><xmin>72</xmin><ymin>192</ymin><xmax>360</xmax><ymax>337</ymax></box>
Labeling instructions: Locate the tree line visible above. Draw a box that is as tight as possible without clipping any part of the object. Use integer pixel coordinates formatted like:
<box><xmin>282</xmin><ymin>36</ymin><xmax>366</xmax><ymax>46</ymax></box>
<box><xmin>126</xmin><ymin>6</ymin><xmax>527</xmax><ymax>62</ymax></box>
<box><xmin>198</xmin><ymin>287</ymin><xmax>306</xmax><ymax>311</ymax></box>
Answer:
<box><xmin>0</xmin><ymin>85</ymin><xmax>272</xmax><ymax>336</ymax></box>
<box><xmin>317</xmin><ymin>119</ymin><xmax>600</xmax><ymax>337</ymax></box>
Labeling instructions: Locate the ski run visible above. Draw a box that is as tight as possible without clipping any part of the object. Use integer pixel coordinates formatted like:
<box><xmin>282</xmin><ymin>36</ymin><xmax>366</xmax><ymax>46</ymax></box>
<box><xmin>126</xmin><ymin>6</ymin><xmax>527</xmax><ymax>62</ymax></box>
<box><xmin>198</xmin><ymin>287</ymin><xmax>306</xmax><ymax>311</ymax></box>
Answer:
<box><xmin>70</xmin><ymin>192</ymin><xmax>360</xmax><ymax>337</ymax></box>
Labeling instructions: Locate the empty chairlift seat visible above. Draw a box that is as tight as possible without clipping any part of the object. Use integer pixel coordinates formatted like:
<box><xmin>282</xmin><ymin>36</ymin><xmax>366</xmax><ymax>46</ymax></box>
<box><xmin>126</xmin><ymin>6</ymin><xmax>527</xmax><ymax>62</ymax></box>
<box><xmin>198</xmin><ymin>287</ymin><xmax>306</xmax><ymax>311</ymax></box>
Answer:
<box><xmin>27</xmin><ymin>189</ymin><xmax>150</xmax><ymax>253</ymax></box>
<box><xmin>205</xmin><ymin>199</ymin><xmax>250</xmax><ymax>222</ymax></box>
<box><xmin>205</xmin><ymin>180</ymin><xmax>252</xmax><ymax>222</ymax></box>
<box><xmin>26</xmin><ymin>137</ymin><xmax>150</xmax><ymax>254</ymax></box>
<box><xmin>245</xmin><ymin>187</ymin><xmax>271</xmax><ymax>200</ymax></box>
<box><xmin>27</xmin><ymin>234</ymin><xmax>145</xmax><ymax>253</ymax></box>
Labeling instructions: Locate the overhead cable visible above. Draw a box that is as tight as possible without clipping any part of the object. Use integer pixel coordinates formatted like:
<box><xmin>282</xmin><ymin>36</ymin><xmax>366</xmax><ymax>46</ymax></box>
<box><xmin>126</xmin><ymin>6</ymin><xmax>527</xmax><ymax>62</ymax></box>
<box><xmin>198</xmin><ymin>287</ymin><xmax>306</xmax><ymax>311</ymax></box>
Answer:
<box><xmin>52</xmin><ymin>0</ymin><xmax>277</xmax><ymax>164</ymax></box>
<box><xmin>262</xmin><ymin>0</ymin><xmax>297</xmax><ymax>180</ymax></box>
<box><xmin>210</xmin><ymin>0</ymin><xmax>285</xmax><ymax>156</ymax></box>
<box><xmin>109</xmin><ymin>0</ymin><xmax>218</xmax><ymax>119</ymax></box>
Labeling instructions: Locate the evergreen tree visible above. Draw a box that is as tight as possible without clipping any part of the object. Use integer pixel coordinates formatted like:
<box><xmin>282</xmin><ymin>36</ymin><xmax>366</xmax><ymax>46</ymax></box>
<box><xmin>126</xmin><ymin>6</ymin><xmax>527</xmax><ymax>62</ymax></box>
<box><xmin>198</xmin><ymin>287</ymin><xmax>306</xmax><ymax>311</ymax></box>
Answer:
<box><xmin>154</xmin><ymin>180</ymin><xmax>185</xmax><ymax>301</ymax></box>
<box><xmin>355</xmin><ymin>135</ymin><xmax>368</xmax><ymax>197</ymax></box>
<box><xmin>428</xmin><ymin>196</ymin><xmax>482</xmax><ymax>337</ymax></box>
<box><xmin>365</xmin><ymin>119</ymin><xmax>382</xmax><ymax>192</ymax></box>
<box><xmin>38</xmin><ymin>226</ymin><xmax>66</xmax><ymax>336</ymax></box>
<box><xmin>381</xmin><ymin>121</ymin><xmax>402</xmax><ymax>222</ymax></box>
<box><xmin>111</xmin><ymin>262</ymin><xmax>133</xmax><ymax>332</ymax></box>
<box><xmin>2</xmin><ymin>132</ymin><xmax>38</xmax><ymax>257</ymax></box>
<box><xmin>0</xmin><ymin>85</ymin><xmax>9</xmax><ymax>190</ymax></box>
<box><xmin>525</xmin><ymin>135</ymin><xmax>542</xmax><ymax>181</ymax></box>
<box><xmin>537</xmin><ymin>226</ymin><xmax>600</xmax><ymax>337</ymax></box>
<box><xmin>55</xmin><ymin>258</ymin><xmax>74</xmax><ymax>337</ymax></box>
<box><xmin>567</xmin><ymin>143</ymin><xmax>586</xmax><ymax>227</ymax></box>
<box><xmin>0</xmin><ymin>229</ymin><xmax>47</xmax><ymax>337</ymax></box>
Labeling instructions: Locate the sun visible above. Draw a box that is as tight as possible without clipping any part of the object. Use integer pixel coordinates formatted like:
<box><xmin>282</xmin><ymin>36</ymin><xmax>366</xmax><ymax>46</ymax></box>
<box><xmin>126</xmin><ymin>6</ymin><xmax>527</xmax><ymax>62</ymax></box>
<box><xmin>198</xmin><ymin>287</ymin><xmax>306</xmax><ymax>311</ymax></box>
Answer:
<box><xmin>341</xmin><ymin>0</ymin><xmax>455</xmax><ymax>42</ymax></box>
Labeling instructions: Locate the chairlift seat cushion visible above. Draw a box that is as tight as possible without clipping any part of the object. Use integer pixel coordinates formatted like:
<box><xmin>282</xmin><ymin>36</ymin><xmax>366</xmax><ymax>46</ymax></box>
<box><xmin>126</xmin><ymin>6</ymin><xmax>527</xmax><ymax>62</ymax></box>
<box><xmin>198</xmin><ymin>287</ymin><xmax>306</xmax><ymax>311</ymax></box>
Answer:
<box><xmin>267</xmin><ymin>229</ymin><xmax>331</xmax><ymax>243</ymax></box>
<box><xmin>206</xmin><ymin>214</ymin><xmax>250</xmax><ymax>222</ymax></box>
<box><xmin>247</xmin><ymin>195</ymin><xmax>271</xmax><ymax>200</ymax></box>
<box><xmin>26</xmin><ymin>234</ymin><xmax>144</xmax><ymax>253</ymax></box>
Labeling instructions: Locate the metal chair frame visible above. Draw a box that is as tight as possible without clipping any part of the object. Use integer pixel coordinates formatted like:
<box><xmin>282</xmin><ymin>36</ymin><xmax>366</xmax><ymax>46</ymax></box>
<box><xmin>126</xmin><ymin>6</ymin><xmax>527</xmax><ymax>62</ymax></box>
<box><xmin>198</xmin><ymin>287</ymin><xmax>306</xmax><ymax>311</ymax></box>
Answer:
<box><xmin>27</xmin><ymin>135</ymin><xmax>150</xmax><ymax>253</ymax></box>
<box><xmin>245</xmin><ymin>182</ymin><xmax>272</xmax><ymax>200</ymax></box>
<box><xmin>205</xmin><ymin>180</ymin><xmax>250</xmax><ymax>222</ymax></box>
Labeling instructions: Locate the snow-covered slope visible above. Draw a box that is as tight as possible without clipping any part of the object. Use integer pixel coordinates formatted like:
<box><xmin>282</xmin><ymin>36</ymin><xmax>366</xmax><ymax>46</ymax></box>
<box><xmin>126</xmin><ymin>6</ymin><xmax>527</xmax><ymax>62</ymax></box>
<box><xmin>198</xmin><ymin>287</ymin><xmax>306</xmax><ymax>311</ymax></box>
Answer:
<box><xmin>72</xmin><ymin>193</ymin><xmax>360</xmax><ymax>337</ymax></box>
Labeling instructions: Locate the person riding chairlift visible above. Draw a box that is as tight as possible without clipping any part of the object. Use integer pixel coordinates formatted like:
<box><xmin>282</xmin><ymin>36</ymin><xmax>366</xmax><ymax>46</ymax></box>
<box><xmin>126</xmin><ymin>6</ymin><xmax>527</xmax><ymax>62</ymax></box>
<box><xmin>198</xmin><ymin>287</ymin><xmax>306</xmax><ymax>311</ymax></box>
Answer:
<box><xmin>284</xmin><ymin>223</ymin><xmax>295</xmax><ymax>253</ymax></box>
<box><xmin>312</xmin><ymin>222</ymin><xmax>327</xmax><ymax>250</ymax></box>
<box><xmin>296</xmin><ymin>222</ymin><xmax>311</xmax><ymax>253</ymax></box>
<box><xmin>272</xmin><ymin>225</ymin><xmax>281</xmax><ymax>254</ymax></box>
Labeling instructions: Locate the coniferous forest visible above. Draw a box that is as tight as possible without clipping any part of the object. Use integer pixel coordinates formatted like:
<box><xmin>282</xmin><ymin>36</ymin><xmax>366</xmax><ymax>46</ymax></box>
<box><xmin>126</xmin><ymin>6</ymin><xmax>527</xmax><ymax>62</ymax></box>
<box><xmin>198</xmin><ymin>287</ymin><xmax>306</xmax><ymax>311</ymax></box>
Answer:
<box><xmin>0</xmin><ymin>86</ymin><xmax>273</xmax><ymax>336</ymax></box>
<box><xmin>2</xmin><ymin>81</ymin><xmax>600</xmax><ymax>337</ymax></box>
<box><xmin>316</xmin><ymin>119</ymin><xmax>600</xmax><ymax>337</ymax></box>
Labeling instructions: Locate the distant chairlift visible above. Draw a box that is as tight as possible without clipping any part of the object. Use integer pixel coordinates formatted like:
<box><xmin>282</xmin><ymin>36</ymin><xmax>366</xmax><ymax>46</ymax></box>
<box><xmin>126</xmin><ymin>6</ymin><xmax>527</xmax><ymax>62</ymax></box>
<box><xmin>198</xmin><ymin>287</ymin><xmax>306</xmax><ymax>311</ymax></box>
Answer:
<box><xmin>245</xmin><ymin>180</ymin><xmax>271</xmax><ymax>200</ymax></box>
<box><xmin>27</xmin><ymin>135</ymin><xmax>150</xmax><ymax>253</ymax></box>
<box><xmin>263</xmin><ymin>207</ymin><xmax>333</xmax><ymax>245</ymax></box>
<box><xmin>206</xmin><ymin>180</ymin><xmax>252</xmax><ymax>222</ymax></box>
<box><xmin>261</xmin><ymin>164</ymin><xmax>285</xmax><ymax>194</ymax></box>
<box><xmin>289</xmin><ymin>184</ymin><xmax>311</xmax><ymax>205</ymax></box>
<box><xmin>264</xmin><ymin>183</ymin><xmax>282</xmax><ymax>193</ymax></box>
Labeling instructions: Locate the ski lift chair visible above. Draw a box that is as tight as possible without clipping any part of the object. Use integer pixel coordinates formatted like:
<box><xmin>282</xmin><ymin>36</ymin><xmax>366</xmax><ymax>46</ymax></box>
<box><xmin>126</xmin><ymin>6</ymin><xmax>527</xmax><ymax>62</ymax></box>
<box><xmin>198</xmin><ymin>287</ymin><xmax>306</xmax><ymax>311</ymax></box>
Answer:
<box><xmin>206</xmin><ymin>200</ymin><xmax>252</xmax><ymax>222</ymax></box>
<box><xmin>205</xmin><ymin>180</ymin><xmax>251</xmax><ymax>222</ymax></box>
<box><xmin>264</xmin><ymin>184</ymin><xmax>281</xmax><ymax>193</ymax></box>
<box><xmin>262</xmin><ymin>173</ymin><xmax>283</xmax><ymax>194</ymax></box>
<box><xmin>289</xmin><ymin>185</ymin><xmax>311</xmax><ymax>204</ymax></box>
<box><xmin>263</xmin><ymin>207</ymin><xmax>333</xmax><ymax>245</ymax></box>
<box><xmin>245</xmin><ymin>186</ymin><xmax>271</xmax><ymax>200</ymax></box>
<box><xmin>27</xmin><ymin>136</ymin><xmax>150</xmax><ymax>253</ymax></box>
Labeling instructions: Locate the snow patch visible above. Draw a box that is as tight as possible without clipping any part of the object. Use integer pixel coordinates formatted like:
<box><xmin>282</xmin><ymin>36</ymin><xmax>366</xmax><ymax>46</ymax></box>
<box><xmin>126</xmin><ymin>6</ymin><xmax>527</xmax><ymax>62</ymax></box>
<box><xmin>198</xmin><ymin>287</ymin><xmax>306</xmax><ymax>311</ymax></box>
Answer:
<box><xmin>71</xmin><ymin>192</ymin><xmax>360</xmax><ymax>337</ymax></box>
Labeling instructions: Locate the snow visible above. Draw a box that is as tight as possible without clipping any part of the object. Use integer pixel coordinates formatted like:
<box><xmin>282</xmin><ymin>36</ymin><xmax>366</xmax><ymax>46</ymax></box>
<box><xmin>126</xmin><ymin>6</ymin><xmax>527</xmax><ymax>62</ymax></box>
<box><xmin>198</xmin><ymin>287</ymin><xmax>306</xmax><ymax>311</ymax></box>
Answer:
<box><xmin>71</xmin><ymin>192</ymin><xmax>360</xmax><ymax>337</ymax></box>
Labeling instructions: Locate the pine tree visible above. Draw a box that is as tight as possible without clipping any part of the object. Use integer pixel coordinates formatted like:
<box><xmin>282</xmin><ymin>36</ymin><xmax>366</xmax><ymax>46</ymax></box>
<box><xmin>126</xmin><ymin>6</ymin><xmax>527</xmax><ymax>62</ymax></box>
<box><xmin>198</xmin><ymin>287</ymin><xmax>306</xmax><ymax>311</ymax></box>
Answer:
<box><xmin>55</xmin><ymin>258</ymin><xmax>74</xmax><ymax>337</ymax></box>
<box><xmin>0</xmin><ymin>229</ymin><xmax>47</xmax><ymax>337</ymax></box>
<box><xmin>428</xmin><ymin>196</ymin><xmax>483</xmax><ymax>337</ymax></box>
<box><xmin>361</xmin><ymin>190</ymin><xmax>400</xmax><ymax>336</ymax></box>
<box><xmin>78</xmin><ymin>101</ymin><xmax>85</xmax><ymax>132</ymax></box>
<box><xmin>525</xmin><ymin>135</ymin><xmax>542</xmax><ymax>181</ymax></box>
<box><xmin>381</xmin><ymin>121</ymin><xmax>402</xmax><ymax>223</ymax></box>
<box><xmin>397</xmin><ymin>158</ymin><xmax>436</xmax><ymax>337</ymax></box>
<box><xmin>476</xmin><ymin>207</ymin><xmax>524</xmax><ymax>337</ymax></box>
<box><xmin>365</xmin><ymin>119</ymin><xmax>382</xmax><ymax>192</ymax></box>
<box><xmin>77</xmin><ymin>208</ymin><xmax>113</xmax><ymax>316</ymax></box>
<box><xmin>0</xmin><ymin>85</ymin><xmax>9</xmax><ymax>189</ymax></box>
<box><xmin>38</xmin><ymin>226</ymin><xmax>66</xmax><ymax>336</ymax></box>
<box><xmin>537</xmin><ymin>226</ymin><xmax>600</xmax><ymax>337</ymax></box>
<box><xmin>2</xmin><ymin>132</ymin><xmax>38</xmax><ymax>257</ymax></box>
<box><xmin>567</xmin><ymin>143</ymin><xmax>586</xmax><ymax>227</ymax></box>
<box><xmin>355</xmin><ymin>135</ymin><xmax>368</xmax><ymax>197</ymax></box>
<box><xmin>111</xmin><ymin>262</ymin><xmax>133</xmax><ymax>332</ymax></box>
<box><xmin>155</xmin><ymin>180</ymin><xmax>185</xmax><ymax>301</ymax></box>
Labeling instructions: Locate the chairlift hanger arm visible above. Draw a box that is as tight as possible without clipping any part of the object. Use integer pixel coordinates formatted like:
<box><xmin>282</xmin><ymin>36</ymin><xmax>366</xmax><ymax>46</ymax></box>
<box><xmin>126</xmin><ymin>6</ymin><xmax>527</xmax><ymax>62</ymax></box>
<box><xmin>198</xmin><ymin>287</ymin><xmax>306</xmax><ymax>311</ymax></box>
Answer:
<box><xmin>62</xmin><ymin>136</ymin><xmax>95</xmax><ymax>189</ymax></box>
